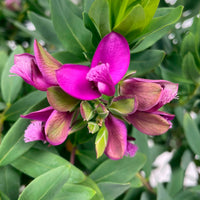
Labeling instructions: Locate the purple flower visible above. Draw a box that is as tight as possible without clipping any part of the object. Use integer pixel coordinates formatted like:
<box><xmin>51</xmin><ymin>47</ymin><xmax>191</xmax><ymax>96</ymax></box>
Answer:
<box><xmin>56</xmin><ymin>32</ymin><xmax>130</xmax><ymax>100</ymax></box>
<box><xmin>119</xmin><ymin>78</ymin><xmax>178</xmax><ymax>135</ymax></box>
<box><xmin>21</xmin><ymin>106</ymin><xmax>74</xmax><ymax>145</ymax></box>
<box><xmin>10</xmin><ymin>40</ymin><xmax>62</xmax><ymax>91</ymax></box>
<box><xmin>104</xmin><ymin>114</ymin><xmax>137</xmax><ymax>160</ymax></box>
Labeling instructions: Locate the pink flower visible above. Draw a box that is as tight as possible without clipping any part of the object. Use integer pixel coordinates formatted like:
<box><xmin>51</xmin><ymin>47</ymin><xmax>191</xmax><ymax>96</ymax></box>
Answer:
<box><xmin>56</xmin><ymin>32</ymin><xmax>130</xmax><ymax>100</ymax></box>
<box><xmin>119</xmin><ymin>78</ymin><xmax>178</xmax><ymax>135</ymax></box>
<box><xmin>10</xmin><ymin>40</ymin><xmax>62</xmax><ymax>91</ymax></box>
<box><xmin>21</xmin><ymin>106</ymin><xmax>74</xmax><ymax>145</ymax></box>
<box><xmin>5</xmin><ymin>0</ymin><xmax>21</xmax><ymax>11</ymax></box>
<box><xmin>104</xmin><ymin>114</ymin><xmax>137</xmax><ymax>160</ymax></box>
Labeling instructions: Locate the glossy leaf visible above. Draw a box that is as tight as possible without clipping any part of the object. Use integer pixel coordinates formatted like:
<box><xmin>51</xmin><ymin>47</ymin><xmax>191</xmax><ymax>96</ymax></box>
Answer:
<box><xmin>54</xmin><ymin>183</ymin><xmax>96</xmax><ymax>200</ymax></box>
<box><xmin>113</xmin><ymin>4</ymin><xmax>145</xmax><ymax>37</ymax></box>
<box><xmin>51</xmin><ymin>0</ymin><xmax>94</xmax><ymax>54</ymax></box>
<box><xmin>183</xmin><ymin>113</ymin><xmax>200</xmax><ymax>155</ymax></box>
<box><xmin>0</xmin><ymin>101</ymin><xmax>49</xmax><ymax>166</ymax></box>
<box><xmin>98</xmin><ymin>182</ymin><xmax>130</xmax><ymax>200</ymax></box>
<box><xmin>130</xmin><ymin>50</ymin><xmax>165</xmax><ymax>76</ymax></box>
<box><xmin>90</xmin><ymin>152</ymin><xmax>146</xmax><ymax>183</ymax></box>
<box><xmin>11</xmin><ymin>148</ymin><xmax>85</xmax><ymax>183</ymax></box>
<box><xmin>182</xmin><ymin>52</ymin><xmax>200</xmax><ymax>83</ymax></box>
<box><xmin>0</xmin><ymin>118</ymin><xmax>34</xmax><ymax>166</ymax></box>
<box><xmin>18</xmin><ymin>166</ymin><xmax>71</xmax><ymax>200</ymax></box>
<box><xmin>0</xmin><ymin>165</ymin><xmax>20</xmax><ymax>200</ymax></box>
<box><xmin>5</xmin><ymin>90</ymin><xmax>46</xmax><ymax>121</ymax></box>
<box><xmin>1</xmin><ymin>46</ymin><xmax>24</xmax><ymax>103</ymax></box>
<box><xmin>157</xmin><ymin>184</ymin><xmax>172</xmax><ymax>200</ymax></box>
<box><xmin>132</xmin><ymin>6</ymin><xmax>183</xmax><ymax>52</ymax></box>
<box><xmin>89</xmin><ymin>0</ymin><xmax>111</xmax><ymax>37</ymax></box>
<box><xmin>81</xmin><ymin>177</ymin><xmax>104</xmax><ymax>200</ymax></box>
<box><xmin>28</xmin><ymin>12</ymin><xmax>62</xmax><ymax>47</ymax></box>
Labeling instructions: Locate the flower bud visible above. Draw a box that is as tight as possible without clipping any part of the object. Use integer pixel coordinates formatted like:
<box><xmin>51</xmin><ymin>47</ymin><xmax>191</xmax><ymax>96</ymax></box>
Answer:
<box><xmin>80</xmin><ymin>101</ymin><xmax>94</xmax><ymax>121</ymax></box>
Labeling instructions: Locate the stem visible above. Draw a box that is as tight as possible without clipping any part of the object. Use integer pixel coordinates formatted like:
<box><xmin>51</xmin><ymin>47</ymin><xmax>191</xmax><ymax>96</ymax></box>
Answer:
<box><xmin>70</xmin><ymin>146</ymin><xmax>76</xmax><ymax>165</ymax></box>
<box><xmin>136</xmin><ymin>172</ymin><xmax>155</xmax><ymax>194</ymax></box>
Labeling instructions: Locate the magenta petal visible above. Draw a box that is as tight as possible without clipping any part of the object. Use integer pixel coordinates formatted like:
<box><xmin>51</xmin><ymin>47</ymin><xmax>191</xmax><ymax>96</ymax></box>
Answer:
<box><xmin>86</xmin><ymin>63</ymin><xmax>115</xmax><ymax>96</ymax></box>
<box><xmin>91</xmin><ymin>32</ymin><xmax>130</xmax><ymax>84</ymax></box>
<box><xmin>125</xmin><ymin>142</ymin><xmax>138</xmax><ymax>157</ymax></box>
<box><xmin>127</xmin><ymin>111</ymin><xmax>171</xmax><ymax>135</ymax></box>
<box><xmin>45</xmin><ymin>110</ymin><xmax>73</xmax><ymax>145</ymax></box>
<box><xmin>10</xmin><ymin>54</ymin><xmax>35</xmax><ymax>85</ymax></box>
<box><xmin>105</xmin><ymin>115</ymin><xmax>127</xmax><ymax>160</ymax></box>
<box><xmin>21</xmin><ymin>106</ymin><xmax>54</xmax><ymax>122</ymax></box>
<box><xmin>120</xmin><ymin>78</ymin><xmax>163</xmax><ymax>111</ymax></box>
<box><xmin>56</xmin><ymin>64</ymin><xmax>101</xmax><ymax>100</ymax></box>
<box><xmin>24</xmin><ymin>121</ymin><xmax>46</xmax><ymax>143</ymax></box>
<box><xmin>10</xmin><ymin>54</ymin><xmax>51</xmax><ymax>91</ymax></box>
<box><xmin>132</xmin><ymin>78</ymin><xmax>178</xmax><ymax>111</ymax></box>
<box><xmin>34</xmin><ymin>40</ymin><xmax>62</xmax><ymax>85</ymax></box>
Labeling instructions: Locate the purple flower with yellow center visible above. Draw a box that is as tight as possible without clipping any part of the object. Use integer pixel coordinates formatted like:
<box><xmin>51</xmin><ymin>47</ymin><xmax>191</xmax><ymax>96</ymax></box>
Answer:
<box><xmin>10</xmin><ymin>40</ymin><xmax>61</xmax><ymax>91</ymax></box>
<box><xmin>56</xmin><ymin>32</ymin><xmax>130</xmax><ymax>100</ymax></box>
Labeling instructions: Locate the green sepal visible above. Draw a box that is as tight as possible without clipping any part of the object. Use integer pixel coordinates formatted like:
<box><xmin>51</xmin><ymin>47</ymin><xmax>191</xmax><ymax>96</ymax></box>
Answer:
<box><xmin>69</xmin><ymin>120</ymin><xmax>88</xmax><ymax>134</ymax></box>
<box><xmin>47</xmin><ymin>86</ymin><xmax>80</xmax><ymax>112</ymax></box>
<box><xmin>88</xmin><ymin>122</ymin><xmax>99</xmax><ymax>134</ymax></box>
<box><xmin>80</xmin><ymin>101</ymin><xmax>95</xmax><ymax>121</ymax></box>
<box><xmin>109</xmin><ymin>97</ymin><xmax>135</xmax><ymax>115</ymax></box>
<box><xmin>95</xmin><ymin>123</ymin><xmax>108</xmax><ymax>159</ymax></box>
<box><xmin>95</xmin><ymin>103</ymin><xmax>109</xmax><ymax>119</ymax></box>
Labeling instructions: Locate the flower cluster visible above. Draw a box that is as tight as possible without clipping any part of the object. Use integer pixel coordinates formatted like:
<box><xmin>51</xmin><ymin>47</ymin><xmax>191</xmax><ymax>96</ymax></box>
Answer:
<box><xmin>10</xmin><ymin>32</ymin><xmax>178</xmax><ymax>160</ymax></box>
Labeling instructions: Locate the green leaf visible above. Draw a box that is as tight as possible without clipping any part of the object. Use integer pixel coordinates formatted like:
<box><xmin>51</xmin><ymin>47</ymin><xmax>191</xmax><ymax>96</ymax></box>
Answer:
<box><xmin>77</xmin><ymin>150</ymin><xmax>107</xmax><ymax>171</ymax></box>
<box><xmin>157</xmin><ymin>184</ymin><xmax>173</xmax><ymax>200</ymax></box>
<box><xmin>174</xmin><ymin>189</ymin><xmax>200</xmax><ymax>200</ymax></box>
<box><xmin>5</xmin><ymin>90</ymin><xmax>46</xmax><ymax>121</ymax></box>
<box><xmin>95</xmin><ymin>124</ymin><xmax>108</xmax><ymax>158</ymax></box>
<box><xmin>113</xmin><ymin>4</ymin><xmax>145</xmax><ymax>37</ymax></box>
<box><xmin>0</xmin><ymin>191</ymin><xmax>10</xmax><ymax>200</ymax></box>
<box><xmin>11</xmin><ymin>148</ymin><xmax>85</xmax><ymax>183</ymax></box>
<box><xmin>133</xmin><ymin>128</ymin><xmax>151</xmax><ymax>177</ymax></box>
<box><xmin>52</xmin><ymin>51</ymin><xmax>87</xmax><ymax>64</ymax></box>
<box><xmin>129</xmin><ymin>176</ymin><xmax>143</xmax><ymax>188</ymax></box>
<box><xmin>90</xmin><ymin>152</ymin><xmax>146</xmax><ymax>183</ymax></box>
<box><xmin>28</xmin><ymin>12</ymin><xmax>62</xmax><ymax>47</ymax></box>
<box><xmin>132</xmin><ymin>6</ymin><xmax>183</xmax><ymax>52</ymax></box>
<box><xmin>89</xmin><ymin>0</ymin><xmax>111</xmax><ymax>37</ymax></box>
<box><xmin>83</xmin><ymin>12</ymin><xmax>101</xmax><ymax>47</ymax></box>
<box><xmin>183</xmin><ymin>112</ymin><xmax>200</xmax><ymax>155</ymax></box>
<box><xmin>18</xmin><ymin>166</ymin><xmax>71</xmax><ymax>200</ymax></box>
<box><xmin>109</xmin><ymin>98</ymin><xmax>135</xmax><ymax>115</ymax></box>
<box><xmin>54</xmin><ymin>183</ymin><xmax>96</xmax><ymax>200</ymax></box>
<box><xmin>47</xmin><ymin>86</ymin><xmax>80</xmax><ymax>112</ymax></box>
<box><xmin>51</xmin><ymin>0</ymin><xmax>94</xmax><ymax>54</ymax></box>
<box><xmin>167</xmin><ymin>168</ymin><xmax>184</xmax><ymax>197</ymax></box>
<box><xmin>182</xmin><ymin>52</ymin><xmax>200</xmax><ymax>83</ymax></box>
<box><xmin>0</xmin><ymin>51</ymin><xmax>8</xmax><ymax>80</ymax></box>
<box><xmin>0</xmin><ymin>165</ymin><xmax>20</xmax><ymax>200</ymax></box>
<box><xmin>0</xmin><ymin>118</ymin><xmax>34</xmax><ymax>166</ymax></box>
<box><xmin>181</xmin><ymin>32</ymin><xmax>200</xmax><ymax>67</ymax></box>
<box><xmin>81</xmin><ymin>177</ymin><xmax>104</xmax><ymax>200</ymax></box>
<box><xmin>98</xmin><ymin>182</ymin><xmax>130</xmax><ymax>200</ymax></box>
<box><xmin>1</xmin><ymin>46</ymin><xmax>24</xmax><ymax>103</ymax></box>
<box><xmin>0</xmin><ymin>100</ymin><xmax>48</xmax><ymax>166</ymax></box>
<box><xmin>130</xmin><ymin>50</ymin><xmax>165</xmax><ymax>76</ymax></box>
